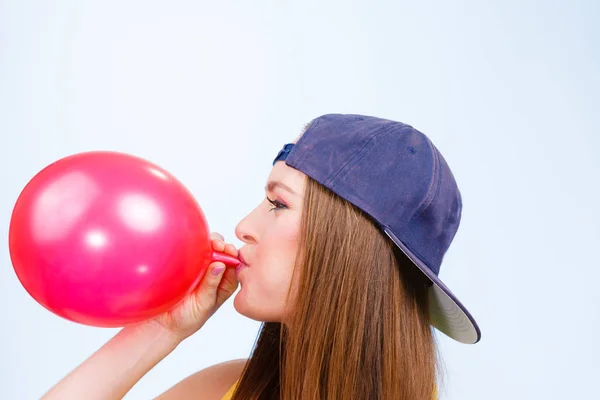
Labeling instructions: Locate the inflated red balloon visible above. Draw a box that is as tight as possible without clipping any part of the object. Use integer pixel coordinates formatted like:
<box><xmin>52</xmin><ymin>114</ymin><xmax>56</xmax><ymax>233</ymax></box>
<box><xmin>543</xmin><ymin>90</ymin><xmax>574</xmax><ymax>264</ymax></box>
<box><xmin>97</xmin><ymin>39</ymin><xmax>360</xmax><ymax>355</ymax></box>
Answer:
<box><xmin>8</xmin><ymin>151</ymin><xmax>240</xmax><ymax>327</ymax></box>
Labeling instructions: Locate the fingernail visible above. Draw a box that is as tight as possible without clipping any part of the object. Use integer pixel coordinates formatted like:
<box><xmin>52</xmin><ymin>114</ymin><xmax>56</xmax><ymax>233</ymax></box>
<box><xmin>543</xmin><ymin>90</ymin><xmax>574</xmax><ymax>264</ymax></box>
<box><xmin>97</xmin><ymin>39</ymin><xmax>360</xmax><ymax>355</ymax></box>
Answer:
<box><xmin>211</xmin><ymin>266</ymin><xmax>225</xmax><ymax>276</ymax></box>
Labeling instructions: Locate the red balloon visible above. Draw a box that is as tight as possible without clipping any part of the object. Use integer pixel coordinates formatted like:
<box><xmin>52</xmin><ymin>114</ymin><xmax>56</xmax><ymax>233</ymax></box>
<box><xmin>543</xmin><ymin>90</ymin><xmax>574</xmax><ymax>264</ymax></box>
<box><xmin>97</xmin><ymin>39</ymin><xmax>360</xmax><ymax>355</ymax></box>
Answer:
<box><xmin>8</xmin><ymin>151</ymin><xmax>240</xmax><ymax>327</ymax></box>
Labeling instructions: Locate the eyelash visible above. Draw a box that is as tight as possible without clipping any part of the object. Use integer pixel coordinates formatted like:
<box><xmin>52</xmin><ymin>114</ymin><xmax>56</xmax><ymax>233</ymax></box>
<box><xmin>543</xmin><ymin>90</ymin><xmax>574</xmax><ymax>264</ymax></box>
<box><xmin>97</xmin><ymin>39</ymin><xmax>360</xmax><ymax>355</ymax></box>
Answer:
<box><xmin>266</xmin><ymin>197</ymin><xmax>287</xmax><ymax>212</ymax></box>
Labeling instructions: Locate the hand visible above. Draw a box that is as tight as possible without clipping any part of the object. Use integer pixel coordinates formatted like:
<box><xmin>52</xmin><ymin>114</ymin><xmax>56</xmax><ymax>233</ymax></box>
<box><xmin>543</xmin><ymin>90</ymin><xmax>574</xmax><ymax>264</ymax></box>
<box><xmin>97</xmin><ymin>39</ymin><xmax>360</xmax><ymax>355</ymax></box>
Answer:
<box><xmin>152</xmin><ymin>232</ymin><xmax>239</xmax><ymax>341</ymax></box>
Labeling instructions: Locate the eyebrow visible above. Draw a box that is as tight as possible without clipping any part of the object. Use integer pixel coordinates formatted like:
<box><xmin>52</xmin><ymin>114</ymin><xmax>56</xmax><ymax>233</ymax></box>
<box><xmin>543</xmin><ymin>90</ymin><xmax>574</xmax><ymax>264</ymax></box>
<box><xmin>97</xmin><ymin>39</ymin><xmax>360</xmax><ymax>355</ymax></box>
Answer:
<box><xmin>265</xmin><ymin>181</ymin><xmax>298</xmax><ymax>196</ymax></box>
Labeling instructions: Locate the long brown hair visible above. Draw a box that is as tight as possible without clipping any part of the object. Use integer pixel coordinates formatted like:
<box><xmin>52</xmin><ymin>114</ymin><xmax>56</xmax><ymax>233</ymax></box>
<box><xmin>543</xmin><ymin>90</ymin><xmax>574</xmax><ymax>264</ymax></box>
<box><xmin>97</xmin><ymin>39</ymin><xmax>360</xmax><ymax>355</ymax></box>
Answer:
<box><xmin>231</xmin><ymin>176</ymin><xmax>439</xmax><ymax>399</ymax></box>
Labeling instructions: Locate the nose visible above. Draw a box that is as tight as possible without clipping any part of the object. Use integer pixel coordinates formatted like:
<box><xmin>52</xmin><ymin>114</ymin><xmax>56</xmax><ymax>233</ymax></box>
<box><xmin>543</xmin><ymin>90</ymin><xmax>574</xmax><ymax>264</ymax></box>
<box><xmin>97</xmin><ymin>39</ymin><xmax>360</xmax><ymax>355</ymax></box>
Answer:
<box><xmin>235</xmin><ymin>208</ymin><xmax>258</xmax><ymax>245</ymax></box>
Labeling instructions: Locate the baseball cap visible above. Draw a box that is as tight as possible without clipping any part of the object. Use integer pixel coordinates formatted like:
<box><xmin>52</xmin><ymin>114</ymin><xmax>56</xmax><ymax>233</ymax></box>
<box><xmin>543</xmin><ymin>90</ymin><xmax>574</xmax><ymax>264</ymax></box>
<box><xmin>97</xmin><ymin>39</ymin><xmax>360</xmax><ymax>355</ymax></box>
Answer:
<box><xmin>272</xmin><ymin>113</ymin><xmax>480</xmax><ymax>344</ymax></box>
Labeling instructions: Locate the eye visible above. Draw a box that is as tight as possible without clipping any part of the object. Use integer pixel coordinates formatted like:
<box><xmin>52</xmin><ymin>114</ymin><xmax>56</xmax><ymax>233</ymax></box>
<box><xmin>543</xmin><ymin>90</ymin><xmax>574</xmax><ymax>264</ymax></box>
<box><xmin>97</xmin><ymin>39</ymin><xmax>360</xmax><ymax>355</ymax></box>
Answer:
<box><xmin>266</xmin><ymin>197</ymin><xmax>288</xmax><ymax>212</ymax></box>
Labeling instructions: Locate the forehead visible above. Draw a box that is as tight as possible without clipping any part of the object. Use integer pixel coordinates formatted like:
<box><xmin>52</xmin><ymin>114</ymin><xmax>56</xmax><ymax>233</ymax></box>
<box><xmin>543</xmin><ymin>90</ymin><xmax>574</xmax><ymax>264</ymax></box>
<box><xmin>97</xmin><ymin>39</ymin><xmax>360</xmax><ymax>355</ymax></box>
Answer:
<box><xmin>267</xmin><ymin>161</ymin><xmax>307</xmax><ymax>196</ymax></box>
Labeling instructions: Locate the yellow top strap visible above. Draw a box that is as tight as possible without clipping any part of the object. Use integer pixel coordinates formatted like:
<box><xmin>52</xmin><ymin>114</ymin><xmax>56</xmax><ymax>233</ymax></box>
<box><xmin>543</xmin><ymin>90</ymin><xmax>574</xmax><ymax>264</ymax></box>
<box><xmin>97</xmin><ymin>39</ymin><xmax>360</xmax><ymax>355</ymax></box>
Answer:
<box><xmin>221</xmin><ymin>380</ymin><xmax>437</xmax><ymax>399</ymax></box>
<box><xmin>220</xmin><ymin>380</ymin><xmax>239</xmax><ymax>400</ymax></box>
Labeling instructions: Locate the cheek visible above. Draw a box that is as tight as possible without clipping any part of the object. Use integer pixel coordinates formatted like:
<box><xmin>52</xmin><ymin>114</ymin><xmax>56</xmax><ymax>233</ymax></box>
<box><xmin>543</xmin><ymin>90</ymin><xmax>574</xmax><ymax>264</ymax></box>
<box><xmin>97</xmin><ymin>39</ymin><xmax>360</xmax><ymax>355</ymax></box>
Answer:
<box><xmin>261</xmin><ymin>223</ymin><xmax>299</xmax><ymax>267</ymax></box>
<box><xmin>252</xmin><ymin>226</ymin><xmax>298</xmax><ymax>298</ymax></box>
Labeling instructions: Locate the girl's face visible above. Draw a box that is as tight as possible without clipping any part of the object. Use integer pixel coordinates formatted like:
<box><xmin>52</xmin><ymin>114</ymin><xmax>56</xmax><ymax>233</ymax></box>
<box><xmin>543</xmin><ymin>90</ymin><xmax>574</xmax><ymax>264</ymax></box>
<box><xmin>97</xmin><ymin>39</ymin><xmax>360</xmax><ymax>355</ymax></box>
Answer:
<box><xmin>233</xmin><ymin>159</ymin><xmax>306</xmax><ymax>322</ymax></box>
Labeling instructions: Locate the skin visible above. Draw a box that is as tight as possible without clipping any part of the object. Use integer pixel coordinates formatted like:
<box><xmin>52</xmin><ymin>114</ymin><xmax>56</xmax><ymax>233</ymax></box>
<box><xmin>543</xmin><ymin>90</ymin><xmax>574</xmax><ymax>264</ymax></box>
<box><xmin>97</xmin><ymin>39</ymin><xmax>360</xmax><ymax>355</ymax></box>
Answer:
<box><xmin>233</xmin><ymin>159</ymin><xmax>307</xmax><ymax>323</ymax></box>
<box><xmin>230</xmin><ymin>130</ymin><xmax>307</xmax><ymax>322</ymax></box>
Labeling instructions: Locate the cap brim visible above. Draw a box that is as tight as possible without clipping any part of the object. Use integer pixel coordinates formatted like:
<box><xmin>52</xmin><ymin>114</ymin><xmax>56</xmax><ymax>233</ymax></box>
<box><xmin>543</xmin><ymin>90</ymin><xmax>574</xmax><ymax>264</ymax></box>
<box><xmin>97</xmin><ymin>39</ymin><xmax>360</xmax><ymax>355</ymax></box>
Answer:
<box><xmin>384</xmin><ymin>228</ymin><xmax>481</xmax><ymax>344</ymax></box>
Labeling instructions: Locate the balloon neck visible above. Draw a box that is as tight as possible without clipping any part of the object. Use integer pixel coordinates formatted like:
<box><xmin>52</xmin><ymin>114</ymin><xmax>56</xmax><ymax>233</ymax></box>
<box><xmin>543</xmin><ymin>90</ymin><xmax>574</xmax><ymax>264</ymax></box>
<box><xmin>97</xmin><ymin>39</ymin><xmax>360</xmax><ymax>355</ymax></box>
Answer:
<box><xmin>211</xmin><ymin>251</ymin><xmax>241</xmax><ymax>267</ymax></box>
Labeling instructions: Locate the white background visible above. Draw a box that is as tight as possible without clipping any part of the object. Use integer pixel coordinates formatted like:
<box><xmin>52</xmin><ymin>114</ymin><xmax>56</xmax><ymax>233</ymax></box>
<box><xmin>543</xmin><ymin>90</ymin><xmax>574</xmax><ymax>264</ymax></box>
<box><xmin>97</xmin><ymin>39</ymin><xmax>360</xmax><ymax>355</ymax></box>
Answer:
<box><xmin>1</xmin><ymin>1</ymin><xmax>598</xmax><ymax>399</ymax></box>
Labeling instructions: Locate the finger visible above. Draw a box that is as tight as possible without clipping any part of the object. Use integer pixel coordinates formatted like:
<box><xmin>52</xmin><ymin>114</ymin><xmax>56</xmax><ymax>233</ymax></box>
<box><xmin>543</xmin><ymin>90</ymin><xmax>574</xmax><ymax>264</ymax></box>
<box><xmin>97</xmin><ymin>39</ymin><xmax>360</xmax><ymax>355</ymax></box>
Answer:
<box><xmin>211</xmin><ymin>238</ymin><xmax>225</xmax><ymax>252</ymax></box>
<box><xmin>210</xmin><ymin>232</ymin><xmax>225</xmax><ymax>241</ymax></box>
<box><xmin>192</xmin><ymin>262</ymin><xmax>226</xmax><ymax>309</ymax></box>
<box><xmin>224</xmin><ymin>243</ymin><xmax>238</xmax><ymax>257</ymax></box>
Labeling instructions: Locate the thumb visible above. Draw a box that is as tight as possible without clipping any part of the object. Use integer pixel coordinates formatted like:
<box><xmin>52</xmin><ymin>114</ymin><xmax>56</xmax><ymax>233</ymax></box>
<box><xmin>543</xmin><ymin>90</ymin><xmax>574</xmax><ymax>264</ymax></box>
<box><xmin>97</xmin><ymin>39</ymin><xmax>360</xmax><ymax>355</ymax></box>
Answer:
<box><xmin>192</xmin><ymin>262</ymin><xmax>227</xmax><ymax>312</ymax></box>
<box><xmin>216</xmin><ymin>266</ymin><xmax>239</xmax><ymax>307</ymax></box>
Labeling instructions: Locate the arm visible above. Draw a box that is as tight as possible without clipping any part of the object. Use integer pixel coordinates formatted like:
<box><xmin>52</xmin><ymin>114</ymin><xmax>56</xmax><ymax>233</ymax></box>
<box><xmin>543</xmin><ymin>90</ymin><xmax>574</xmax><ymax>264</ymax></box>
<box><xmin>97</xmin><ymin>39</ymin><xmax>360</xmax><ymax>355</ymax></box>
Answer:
<box><xmin>40</xmin><ymin>234</ymin><xmax>240</xmax><ymax>400</ymax></box>
<box><xmin>42</xmin><ymin>321</ymin><xmax>180</xmax><ymax>400</ymax></box>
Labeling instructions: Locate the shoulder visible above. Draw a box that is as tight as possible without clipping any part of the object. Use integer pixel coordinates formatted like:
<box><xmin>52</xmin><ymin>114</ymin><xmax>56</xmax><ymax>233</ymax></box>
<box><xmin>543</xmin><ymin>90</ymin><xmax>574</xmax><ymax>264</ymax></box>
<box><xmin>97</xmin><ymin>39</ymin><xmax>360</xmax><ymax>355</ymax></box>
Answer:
<box><xmin>155</xmin><ymin>358</ymin><xmax>247</xmax><ymax>400</ymax></box>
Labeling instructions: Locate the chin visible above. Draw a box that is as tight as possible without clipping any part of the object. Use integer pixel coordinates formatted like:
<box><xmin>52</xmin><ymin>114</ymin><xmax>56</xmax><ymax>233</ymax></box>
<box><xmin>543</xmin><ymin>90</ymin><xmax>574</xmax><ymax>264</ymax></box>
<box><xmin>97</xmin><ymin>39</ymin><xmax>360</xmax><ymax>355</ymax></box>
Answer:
<box><xmin>233</xmin><ymin>291</ymin><xmax>284</xmax><ymax>323</ymax></box>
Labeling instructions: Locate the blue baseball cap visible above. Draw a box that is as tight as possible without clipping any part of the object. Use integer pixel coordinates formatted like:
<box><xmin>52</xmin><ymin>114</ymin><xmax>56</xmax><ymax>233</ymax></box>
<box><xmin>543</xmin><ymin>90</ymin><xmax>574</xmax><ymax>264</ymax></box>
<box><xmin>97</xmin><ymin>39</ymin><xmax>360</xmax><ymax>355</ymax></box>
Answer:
<box><xmin>273</xmin><ymin>113</ymin><xmax>480</xmax><ymax>344</ymax></box>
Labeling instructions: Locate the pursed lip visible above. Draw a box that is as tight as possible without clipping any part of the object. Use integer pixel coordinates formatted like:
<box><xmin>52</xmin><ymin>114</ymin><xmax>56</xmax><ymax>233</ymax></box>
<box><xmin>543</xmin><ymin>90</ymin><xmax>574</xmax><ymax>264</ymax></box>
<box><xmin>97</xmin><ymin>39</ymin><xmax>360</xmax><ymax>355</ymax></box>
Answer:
<box><xmin>235</xmin><ymin>252</ymin><xmax>249</xmax><ymax>277</ymax></box>
<box><xmin>238</xmin><ymin>251</ymin><xmax>249</xmax><ymax>267</ymax></box>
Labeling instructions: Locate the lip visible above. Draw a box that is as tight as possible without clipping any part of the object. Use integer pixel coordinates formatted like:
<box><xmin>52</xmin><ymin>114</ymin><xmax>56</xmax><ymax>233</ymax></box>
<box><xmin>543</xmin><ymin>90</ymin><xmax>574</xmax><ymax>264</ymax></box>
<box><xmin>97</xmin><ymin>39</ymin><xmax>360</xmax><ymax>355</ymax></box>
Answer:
<box><xmin>238</xmin><ymin>251</ymin><xmax>249</xmax><ymax>266</ymax></box>
<box><xmin>235</xmin><ymin>262</ymin><xmax>248</xmax><ymax>278</ymax></box>
<box><xmin>235</xmin><ymin>251</ymin><xmax>249</xmax><ymax>277</ymax></box>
